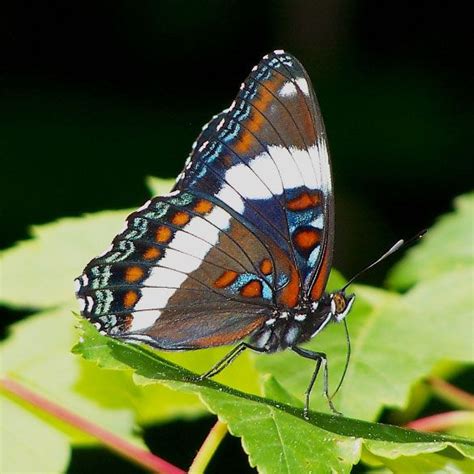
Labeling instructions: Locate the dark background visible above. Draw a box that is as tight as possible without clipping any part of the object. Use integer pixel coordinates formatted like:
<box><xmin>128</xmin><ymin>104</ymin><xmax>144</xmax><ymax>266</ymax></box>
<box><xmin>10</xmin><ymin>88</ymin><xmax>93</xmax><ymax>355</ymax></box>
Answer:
<box><xmin>1</xmin><ymin>1</ymin><xmax>471</xmax><ymax>472</ymax></box>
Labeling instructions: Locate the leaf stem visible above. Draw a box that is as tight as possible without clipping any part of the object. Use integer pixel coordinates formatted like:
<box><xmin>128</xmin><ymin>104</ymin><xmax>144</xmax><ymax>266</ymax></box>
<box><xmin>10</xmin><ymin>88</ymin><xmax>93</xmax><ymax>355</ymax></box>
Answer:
<box><xmin>104</xmin><ymin>335</ymin><xmax>474</xmax><ymax>446</ymax></box>
<box><xmin>189</xmin><ymin>419</ymin><xmax>228</xmax><ymax>474</ymax></box>
<box><xmin>427</xmin><ymin>377</ymin><xmax>474</xmax><ymax>410</ymax></box>
<box><xmin>0</xmin><ymin>377</ymin><xmax>185</xmax><ymax>474</ymax></box>
<box><xmin>406</xmin><ymin>410</ymin><xmax>474</xmax><ymax>432</ymax></box>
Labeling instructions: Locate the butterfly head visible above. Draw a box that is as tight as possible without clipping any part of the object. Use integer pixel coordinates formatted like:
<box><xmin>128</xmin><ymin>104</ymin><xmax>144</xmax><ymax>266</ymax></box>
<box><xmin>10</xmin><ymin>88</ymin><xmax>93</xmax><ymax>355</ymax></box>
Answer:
<box><xmin>328</xmin><ymin>291</ymin><xmax>355</xmax><ymax>322</ymax></box>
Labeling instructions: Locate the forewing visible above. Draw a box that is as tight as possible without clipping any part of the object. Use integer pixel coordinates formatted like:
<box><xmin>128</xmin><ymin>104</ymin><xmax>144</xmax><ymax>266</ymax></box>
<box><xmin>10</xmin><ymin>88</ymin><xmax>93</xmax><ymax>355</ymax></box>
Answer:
<box><xmin>176</xmin><ymin>50</ymin><xmax>334</xmax><ymax>304</ymax></box>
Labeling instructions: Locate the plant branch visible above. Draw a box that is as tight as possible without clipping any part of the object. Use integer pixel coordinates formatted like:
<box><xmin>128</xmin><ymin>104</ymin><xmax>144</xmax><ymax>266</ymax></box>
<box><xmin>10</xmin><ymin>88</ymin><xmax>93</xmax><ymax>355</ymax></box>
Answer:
<box><xmin>406</xmin><ymin>410</ymin><xmax>474</xmax><ymax>432</ymax></box>
<box><xmin>427</xmin><ymin>377</ymin><xmax>474</xmax><ymax>410</ymax></box>
<box><xmin>0</xmin><ymin>377</ymin><xmax>185</xmax><ymax>474</ymax></box>
<box><xmin>189</xmin><ymin>419</ymin><xmax>228</xmax><ymax>474</ymax></box>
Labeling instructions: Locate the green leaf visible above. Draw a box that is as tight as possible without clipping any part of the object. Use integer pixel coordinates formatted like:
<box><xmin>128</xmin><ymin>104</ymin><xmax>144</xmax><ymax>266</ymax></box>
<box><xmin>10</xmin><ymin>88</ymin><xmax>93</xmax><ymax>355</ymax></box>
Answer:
<box><xmin>256</xmin><ymin>267</ymin><xmax>473</xmax><ymax>421</ymax></box>
<box><xmin>75</xmin><ymin>311</ymin><xmax>261</xmax><ymax>398</ymax></box>
<box><xmin>446</xmin><ymin>412</ymin><xmax>474</xmax><ymax>439</ymax></box>
<box><xmin>232</xmin><ymin>375</ymin><xmax>360</xmax><ymax>473</ymax></box>
<box><xmin>3</xmin><ymin>180</ymin><xmax>472</xmax><ymax>471</ymax></box>
<box><xmin>362</xmin><ymin>440</ymin><xmax>474</xmax><ymax>473</ymax></box>
<box><xmin>388</xmin><ymin>192</ymin><xmax>474</xmax><ymax>290</ymax></box>
<box><xmin>0</xmin><ymin>210</ymin><xmax>131</xmax><ymax>309</ymax></box>
<box><xmin>146</xmin><ymin>176</ymin><xmax>174</xmax><ymax>196</ymax></box>
<box><xmin>0</xmin><ymin>307</ymin><xmax>206</xmax><ymax>447</ymax></box>
<box><xmin>74</xmin><ymin>320</ymin><xmax>474</xmax><ymax>473</ymax></box>
<box><xmin>0</xmin><ymin>177</ymin><xmax>174</xmax><ymax>310</ymax></box>
<box><xmin>0</xmin><ymin>308</ymin><xmax>144</xmax><ymax>446</ymax></box>
<box><xmin>1</xmin><ymin>395</ymin><xmax>70</xmax><ymax>473</ymax></box>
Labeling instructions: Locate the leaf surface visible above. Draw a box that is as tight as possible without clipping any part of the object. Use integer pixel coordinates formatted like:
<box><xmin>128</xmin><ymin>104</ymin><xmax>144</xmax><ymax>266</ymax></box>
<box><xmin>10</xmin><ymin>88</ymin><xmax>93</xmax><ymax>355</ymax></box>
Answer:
<box><xmin>0</xmin><ymin>177</ymin><xmax>175</xmax><ymax>310</ymax></box>
<box><xmin>75</xmin><ymin>320</ymin><xmax>474</xmax><ymax>473</ymax></box>
<box><xmin>257</xmin><ymin>270</ymin><xmax>473</xmax><ymax>421</ymax></box>
<box><xmin>1</xmin><ymin>395</ymin><xmax>70</xmax><ymax>473</ymax></box>
<box><xmin>388</xmin><ymin>192</ymin><xmax>474</xmax><ymax>290</ymax></box>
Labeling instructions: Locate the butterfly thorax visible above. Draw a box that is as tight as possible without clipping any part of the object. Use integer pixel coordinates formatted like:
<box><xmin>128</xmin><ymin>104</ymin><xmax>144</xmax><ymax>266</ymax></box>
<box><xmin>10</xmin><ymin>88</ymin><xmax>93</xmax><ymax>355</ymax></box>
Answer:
<box><xmin>250</xmin><ymin>291</ymin><xmax>355</xmax><ymax>353</ymax></box>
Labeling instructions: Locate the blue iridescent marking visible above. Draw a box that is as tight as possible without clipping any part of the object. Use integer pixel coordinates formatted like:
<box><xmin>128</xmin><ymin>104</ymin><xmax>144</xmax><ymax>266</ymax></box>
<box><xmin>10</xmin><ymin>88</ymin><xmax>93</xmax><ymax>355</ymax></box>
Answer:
<box><xmin>104</xmin><ymin>240</ymin><xmax>135</xmax><ymax>263</ymax></box>
<box><xmin>169</xmin><ymin>193</ymin><xmax>193</xmax><ymax>206</ymax></box>
<box><xmin>288</xmin><ymin>210</ymin><xmax>312</xmax><ymax>233</ymax></box>
<box><xmin>241</xmin><ymin>81</ymin><xmax>258</xmax><ymax>100</ymax></box>
<box><xmin>94</xmin><ymin>289</ymin><xmax>114</xmax><ymax>315</ymax></box>
<box><xmin>195</xmin><ymin>167</ymin><xmax>206</xmax><ymax>180</ymax></box>
<box><xmin>227</xmin><ymin>273</ymin><xmax>273</xmax><ymax>300</ymax></box>
<box><xmin>287</xmin><ymin>207</ymin><xmax>324</xmax><ymax>234</ymax></box>
<box><xmin>276</xmin><ymin>273</ymin><xmax>290</xmax><ymax>289</ymax></box>
<box><xmin>255</xmin><ymin>65</ymin><xmax>271</xmax><ymax>81</ymax></box>
<box><xmin>231</xmin><ymin>102</ymin><xmax>251</xmax><ymax>123</ymax></box>
<box><xmin>203</xmin><ymin>142</ymin><xmax>223</xmax><ymax>163</ymax></box>
<box><xmin>188</xmin><ymin>139</ymin><xmax>225</xmax><ymax>183</ymax></box>
<box><xmin>146</xmin><ymin>201</ymin><xmax>170</xmax><ymax>219</ymax></box>
<box><xmin>124</xmin><ymin>217</ymin><xmax>148</xmax><ymax>240</ymax></box>
<box><xmin>90</xmin><ymin>265</ymin><xmax>112</xmax><ymax>289</ymax></box>
<box><xmin>98</xmin><ymin>314</ymin><xmax>116</xmax><ymax>327</ymax></box>
<box><xmin>222</xmin><ymin>121</ymin><xmax>241</xmax><ymax>142</ymax></box>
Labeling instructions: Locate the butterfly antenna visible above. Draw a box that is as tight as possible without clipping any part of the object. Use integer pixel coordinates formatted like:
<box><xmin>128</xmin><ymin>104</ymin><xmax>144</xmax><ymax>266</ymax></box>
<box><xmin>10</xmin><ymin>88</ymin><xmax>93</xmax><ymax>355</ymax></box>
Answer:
<box><xmin>330</xmin><ymin>318</ymin><xmax>351</xmax><ymax>400</ymax></box>
<box><xmin>341</xmin><ymin>229</ymin><xmax>426</xmax><ymax>292</ymax></box>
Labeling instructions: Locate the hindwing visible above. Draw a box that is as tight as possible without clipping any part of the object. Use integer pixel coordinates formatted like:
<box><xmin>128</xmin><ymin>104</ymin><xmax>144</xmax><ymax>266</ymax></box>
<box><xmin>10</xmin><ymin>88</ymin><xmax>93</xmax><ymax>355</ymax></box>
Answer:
<box><xmin>76</xmin><ymin>191</ymin><xmax>294</xmax><ymax>348</ymax></box>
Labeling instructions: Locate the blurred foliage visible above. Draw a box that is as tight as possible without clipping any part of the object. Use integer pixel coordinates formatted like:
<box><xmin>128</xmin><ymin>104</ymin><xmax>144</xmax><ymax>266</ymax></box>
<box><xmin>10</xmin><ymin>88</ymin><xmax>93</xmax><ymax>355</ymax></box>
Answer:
<box><xmin>388</xmin><ymin>193</ymin><xmax>474</xmax><ymax>290</ymax></box>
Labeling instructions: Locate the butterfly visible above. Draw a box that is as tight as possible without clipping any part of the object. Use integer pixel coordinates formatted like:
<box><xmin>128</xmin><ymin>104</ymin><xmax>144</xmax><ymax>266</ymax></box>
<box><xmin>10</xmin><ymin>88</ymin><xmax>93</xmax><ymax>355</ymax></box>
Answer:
<box><xmin>75</xmin><ymin>50</ymin><xmax>360</xmax><ymax>417</ymax></box>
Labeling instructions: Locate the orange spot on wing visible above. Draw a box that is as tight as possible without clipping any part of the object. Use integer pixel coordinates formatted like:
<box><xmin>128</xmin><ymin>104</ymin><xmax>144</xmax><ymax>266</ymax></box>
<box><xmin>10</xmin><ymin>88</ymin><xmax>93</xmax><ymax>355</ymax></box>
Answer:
<box><xmin>253</xmin><ymin>77</ymin><xmax>282</xmax><ymax>112</ymax></box>
<box><xmin>155</xmin><ymin>226</ymin><xmax>172</xmax><ymax>243</ymax></box>
<box><xmin>234</xmin><ymin>75</ymin><xmax>285</xmax><ymax>154</ymax></box>
<box><xmin>125</xmin><ymin>266</ymin><xmax>144</xmax><ymax>283</ymax></box>
<box><xmin>278</xmin><ymin>265</ymin><xmax>300</xmax><ymax>308</ymax></box>
<box><xmin>171</xmin><ymin>211</ymin><xmax>190</xmax><ymax>226</ymax></box>
<box><xmin>293</xmin><ymin>228</ymin><xmax>321</xmax><ymax>251</ymax></box>
<box><xmin>194</xmin><ymin>199</ymin><xmax>213</xmax><ymax>214</ymax></box>
<box><xmin>235</xmin><ymin>135</ymin><xmax>251</xmax><ymax>153</ymax></box>
<box><xmin>123</xmin><ymin>290</ymin><xmax>139</xmax><ymax>308</ymax></box>
<box><xmin>287</xmin><ymin>192</ymin><xmax>321</xmax><ymax>211</ymax></box>
<box><xmin>143</xmin><ymin>247</ymin><xmax>161</xmax><ymax>260</ymax></box>
<box><xmin>214</xmin><ymin>270</ymin><xmax>239</xmax><ymax>288</ymax></box>
<box><xmin>240</xmin><ymin>280</ymin><xmax>263</xmax><ymax>298</ymax></box>
<box><xmin>260</xmin><ymin>258</ymin><xmax>273</xmax><ymax>275</ymax></box>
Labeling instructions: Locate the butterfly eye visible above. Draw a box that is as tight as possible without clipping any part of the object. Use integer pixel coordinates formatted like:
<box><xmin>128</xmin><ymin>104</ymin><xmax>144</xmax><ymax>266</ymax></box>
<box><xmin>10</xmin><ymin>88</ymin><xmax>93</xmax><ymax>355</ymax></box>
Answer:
<box><xmin>333</xmin><ymin>293</ymin><xmax>347</xmax><ymax>313</ymax></box>
<box><xmin>333</xmin><ymin>294</ymin><xmax>355</xmax><ymax>322</ymax></box>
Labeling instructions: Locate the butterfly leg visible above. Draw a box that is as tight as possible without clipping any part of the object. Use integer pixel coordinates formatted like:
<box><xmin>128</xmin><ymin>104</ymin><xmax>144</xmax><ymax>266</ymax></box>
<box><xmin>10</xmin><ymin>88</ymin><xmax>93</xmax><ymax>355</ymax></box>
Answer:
<box><xmin>199</xmin><ymin>342</ymin><xmax>266</xmax><ymax>380</ymax></box>
<box><xmin>292</xmin><ymin>346</ymin><xmax>342</xmax><ymax>419</ymax></box>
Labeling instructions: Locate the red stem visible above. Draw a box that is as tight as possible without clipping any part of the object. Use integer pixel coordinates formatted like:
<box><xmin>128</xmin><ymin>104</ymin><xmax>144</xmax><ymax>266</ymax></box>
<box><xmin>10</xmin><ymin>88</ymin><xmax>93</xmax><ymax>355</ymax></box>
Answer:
<box><xmin>427</xmin><ymin>377</ymin><xmax>474</xmax><ymax>410</ymax></box>
<box><xmin>406</xmin><ymin>410</ymin><xmax>473</xmax><ymax>432</ymax></box>
<box><xmin>0</xmin><ymin>377</ymin><xmax>185</xmax><ymax>474</ymax></box>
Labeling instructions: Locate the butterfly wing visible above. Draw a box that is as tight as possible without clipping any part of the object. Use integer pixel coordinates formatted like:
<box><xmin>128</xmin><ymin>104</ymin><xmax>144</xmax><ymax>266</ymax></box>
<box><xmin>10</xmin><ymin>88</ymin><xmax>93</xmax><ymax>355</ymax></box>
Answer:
<box><xmin>176</xmin><ymin>50</ymin><xmax>334</xmax><ymax>304</ymax></box>
<box><xmin>75</xmin><ymin>190</ymin><xmax>297</xmax><ymax>349</ymax></box>
<box><xmin>75</xmin><ymin>50</ymin><xmax>334</xmax><ymax>349</ymax></box>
